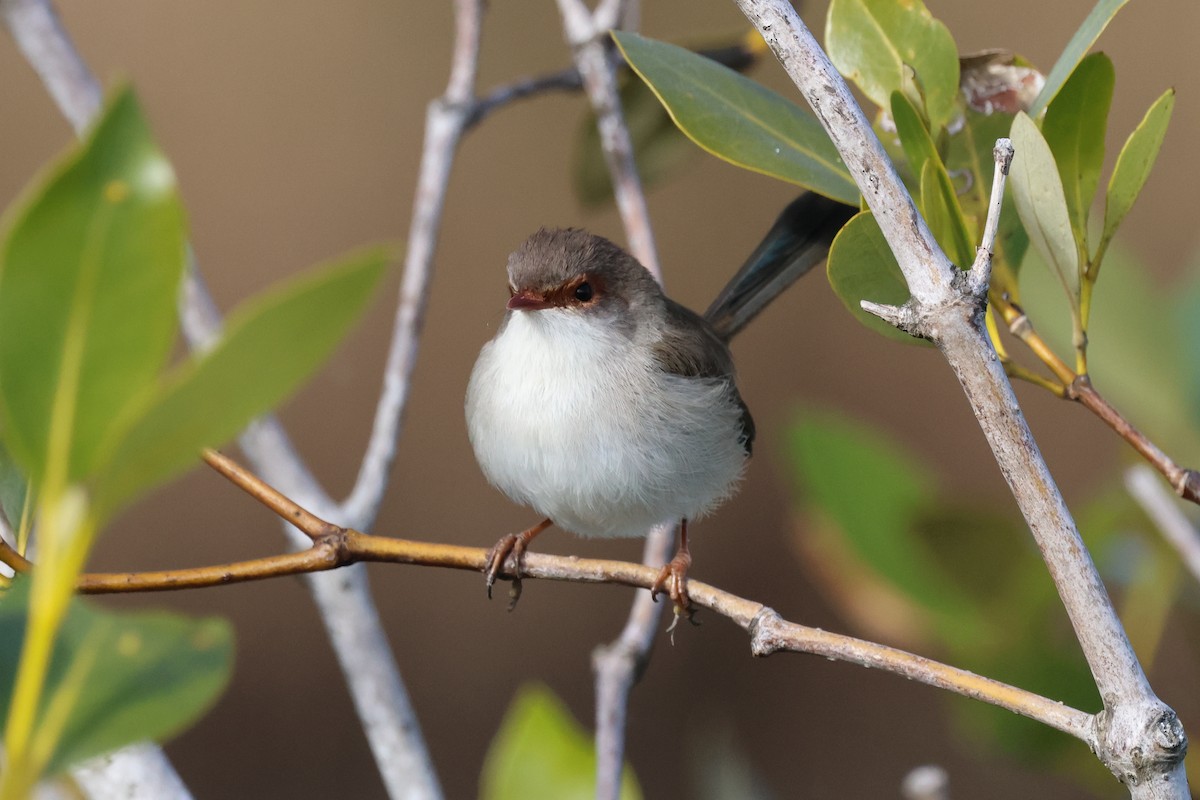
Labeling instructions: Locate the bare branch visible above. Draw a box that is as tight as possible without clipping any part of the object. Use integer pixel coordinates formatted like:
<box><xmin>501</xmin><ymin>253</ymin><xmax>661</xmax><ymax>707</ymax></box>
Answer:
<box><xmin>341</xmin><ymin>0</ymin><xmax>482</xmax><ymax>529</ymax></box>
<box><xmin>967</xmin><ymin>138</ymin><xmax>1013</xmax><ymax>297</ymax></box>
<box><xmin>554</xmin><ymin>0</ymin><xmax>659</xmax><ymax>277</ymax></box>
<box><xmin>731</xmin><ymin>0</ymin><xmax>1186</xmax><ymax>793</ymax></box>
<box><xmin>1126</xmin><ymin>465</ymin><xmax>1200</xmax><ymax>586</ymax></box>
<box><xmin>64</xmin><ymin>528</ymin><xmax>1096</xmax><ymax>745</ymax></box>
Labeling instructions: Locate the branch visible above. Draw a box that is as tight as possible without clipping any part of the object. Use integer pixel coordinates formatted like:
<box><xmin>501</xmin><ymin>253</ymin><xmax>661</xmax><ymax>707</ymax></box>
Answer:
<box><xmin>1126</xmin><ymin>465</ymin><xmax>1200</xmax><ymax>587</ymax></box>
<box><xmin>732</xmin><ymin>0</ymin><xmax>1186</xmax><ymax>794</ymax></box>
<box><xmin>550</xmin><ymin>2</ymin><xmax>670</xmax><ymax>795</ymax></box>
<box><xmin>555</xmin><ymin>0</ymin><xmax>659</xmax><ymax>277</ymax></box>
<box><xmin>14</xmin><ymin>450</ymin><xmax>1092</xmax><ymax>749</ymax></box>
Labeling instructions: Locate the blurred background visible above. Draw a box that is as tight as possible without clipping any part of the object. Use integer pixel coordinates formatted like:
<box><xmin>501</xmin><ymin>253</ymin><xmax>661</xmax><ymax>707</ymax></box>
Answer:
<box><xmin>2</xmin><ymin>0</ymin><xmax>1198</xmax><ymax>797</ymax></box>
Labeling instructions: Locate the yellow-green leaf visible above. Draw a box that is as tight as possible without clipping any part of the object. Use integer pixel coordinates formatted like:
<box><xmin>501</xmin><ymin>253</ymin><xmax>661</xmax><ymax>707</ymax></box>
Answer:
<box><xmin>481</xmin><ymin>684</ymin><xmax>640</xmax><ymax>800</ymax></box>
<box><xmin>825</xmin><ymin>0</ymin><xmax>960</xmax><ymax>128</ymax></box>
<box><xmin>1098</xmin><ymin>89</ymin><xmax>1174</xmax><ymax>261</ymax></box>
<box><xmin>0</xmin><ymin>577</ymin><xmax>233</xmax><ymax>778</ymax></box>
<box><xmin>94</xmin><ymin>246</ymin><xmax>390</xmax><ymax>518</ymax></box>
<box><xmin>1009</xmin><ymin>113</ymin><xmax>1079</xmax><ymax>311</ymax></box>
<box><xmin>0</xmin><ymin>86</ymin><xmax>185</xmax><ymax>487</ymax></box>
<box><xmin>1042</xmin><ymin>52</ymin><xmax>1114</xmax><ymax>251</ymax></box>
<box><xmin>825</xmin><ymin>211</ymin><xmax>926</xmax><ymax>345</ymax></box>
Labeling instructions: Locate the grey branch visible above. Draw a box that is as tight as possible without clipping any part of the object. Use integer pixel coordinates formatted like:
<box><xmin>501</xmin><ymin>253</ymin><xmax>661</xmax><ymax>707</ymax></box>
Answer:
<box><xmin>1126</xmin><ymin>465</ymin><xmax>1200</xmax><ymax>586</ymax></box>
<box><xmin>551</xmin><ymin>1</ymin><xmax>670</xmax><ymax>798</ymax></box>
<box><xmin>732</xmin><ymin>0</ymin><xmax>1187</xmax><ymax>795</ymax></box>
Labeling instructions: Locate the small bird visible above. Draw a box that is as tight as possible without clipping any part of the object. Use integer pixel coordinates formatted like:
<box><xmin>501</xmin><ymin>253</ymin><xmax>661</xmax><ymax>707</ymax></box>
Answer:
<box><xmin>465</xmin><ymin>193</ymin><xmax>854</xmax><ymax>613</ymax></box>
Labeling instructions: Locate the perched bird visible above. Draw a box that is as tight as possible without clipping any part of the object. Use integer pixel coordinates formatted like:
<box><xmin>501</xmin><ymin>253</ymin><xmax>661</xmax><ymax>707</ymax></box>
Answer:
<box><xmin>465</xmin><ymin>193</ymin><xmax>854</xmax><ymax>612</ymax></box>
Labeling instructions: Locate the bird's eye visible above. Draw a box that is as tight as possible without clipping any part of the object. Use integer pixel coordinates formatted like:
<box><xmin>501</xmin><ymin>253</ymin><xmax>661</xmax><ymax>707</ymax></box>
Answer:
<box><xmin>574</xmin><ymin>282</ymin><xmax>594</xmax><ymax>302</ymax></box>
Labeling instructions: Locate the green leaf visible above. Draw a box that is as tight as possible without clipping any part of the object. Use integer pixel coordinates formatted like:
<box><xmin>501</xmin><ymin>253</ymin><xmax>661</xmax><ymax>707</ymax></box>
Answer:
<box><xmin>787</xmin><ymin>411</ymin><xmax>980</xmax><ymax>629</ymax></box>
<box><xmin>1098</xmin><ymin>89</ymin><xmax>1174</xmax><ymax>261</ymax></box>
<box><xmin>612</xmin><ymin>32</ymin><xmax>858</xmax><ymax>205</ymax></box>
<box><xmin>94</xmin><ymin>246</ymin><xmax>390</xmax><ymax>518</ymax></box>
<box><xmin>1029</xmin><ymin>0</ymin><xmax>1131</xmax><ymax>117</ymax></box>
<box><xmin>918</xmin><ymin>159</ymin><xmax>974</xmax><ymax>269</ymax></box>
<box><xmin>0</xmin><ymin>440</ymin><xmax>30</xmax><ymax>536</ymax></box>
<box><xmin>889</xmin><ymin>91</ymin><xmax>939</xmax><ymax>183</ymax></box>
<box><xmin>0</xmin><ymin>86</ymin><xmax>186</xmax><ymax>487</ymax></box>
<box><xmin>825</xmin><ymin>0</ymin><xmax>960</xmax><ymax>128</ymax></box>
<box><xmin>1042</xmin><ymin>53</ymin><xmax>1114</xmax><ymax>251</ymax></box>
<box><xmin>1008</xmin><ymin>113</ymin><xmax>1079</xmax><ymax>311</ymax></box>
<box><xmin>481</xmin><ymin>684</ymin><xmax>640</xmax><ymax>800</ymax></box>
<box><xmin>826</xmin><ymin>211</ymin><xmax>925</xmax><ymax>345</ymax></box>
<box><xmin>0</xmin><ymin>577</ymin><xmax>233</xmax><ymax>777</ymax></box>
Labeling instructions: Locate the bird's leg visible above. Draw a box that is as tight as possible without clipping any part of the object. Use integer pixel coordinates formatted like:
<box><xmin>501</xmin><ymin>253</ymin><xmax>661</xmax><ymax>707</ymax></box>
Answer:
<box><xmin>485</xmin><ymin>518</ymin><xmax>553</xmax><ymax>609</ymax></box>
<box><xmin>650</xmin><ymin>519</ymin><xmax>697</xmax><ymax>626</ymax></box>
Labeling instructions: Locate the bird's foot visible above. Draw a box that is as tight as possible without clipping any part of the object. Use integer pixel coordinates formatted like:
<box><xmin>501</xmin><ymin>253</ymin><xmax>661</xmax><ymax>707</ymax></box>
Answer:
<box><xmin>651</xmin><ymin>549</ymin><xmax>699</xmax><ymax>634</ymax></box>
<box><xmin>484</xmin><ymin>519</ymin><xmax>552</xmax><ymax>611</ymax></box>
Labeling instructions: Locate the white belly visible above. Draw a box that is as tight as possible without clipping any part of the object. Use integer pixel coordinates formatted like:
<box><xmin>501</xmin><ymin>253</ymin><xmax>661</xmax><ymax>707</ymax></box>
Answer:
<box><xmin>466</xmin><ymin>310</ymin><xmax>748</xmax><ymax>538</ymax></box>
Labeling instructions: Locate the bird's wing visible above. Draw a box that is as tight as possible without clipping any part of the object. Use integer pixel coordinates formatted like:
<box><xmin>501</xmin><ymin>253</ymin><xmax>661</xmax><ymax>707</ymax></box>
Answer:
<box><xmin>652</xmin><ymin>299</ymin><xmax>756</xmax><ymax>454</ymax></box>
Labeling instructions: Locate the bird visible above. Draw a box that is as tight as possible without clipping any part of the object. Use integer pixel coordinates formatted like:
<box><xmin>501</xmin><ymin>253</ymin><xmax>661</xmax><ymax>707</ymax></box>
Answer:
<box><xmin>465</xmin><ymin>192</ymin><xmax>855</xmax><ymax>614</ymax></box>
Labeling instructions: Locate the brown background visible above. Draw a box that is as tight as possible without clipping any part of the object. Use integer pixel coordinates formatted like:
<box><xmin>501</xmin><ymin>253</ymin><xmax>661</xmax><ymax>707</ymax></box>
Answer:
<box><xmin>2</xmin><ymin>1</ymin><xmax>1198</xmax><ymax>797</ymax></box>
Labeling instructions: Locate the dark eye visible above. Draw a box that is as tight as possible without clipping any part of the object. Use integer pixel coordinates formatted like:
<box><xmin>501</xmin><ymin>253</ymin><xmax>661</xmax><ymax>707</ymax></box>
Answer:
<box><xmin>574</xmin><ymin>282</ymin><xmax>594</xmax><ymax>302</ymax></box>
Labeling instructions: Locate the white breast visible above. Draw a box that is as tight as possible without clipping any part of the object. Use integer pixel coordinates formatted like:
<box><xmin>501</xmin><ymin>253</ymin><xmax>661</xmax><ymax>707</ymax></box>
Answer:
<box><xmin>465</xmin><ymin>309</ymin><xmax>748</xmax><ymax>538</ymax></box>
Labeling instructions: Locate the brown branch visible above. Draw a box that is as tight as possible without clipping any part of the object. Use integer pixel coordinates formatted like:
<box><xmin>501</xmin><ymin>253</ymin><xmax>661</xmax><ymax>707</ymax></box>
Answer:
<box><xmin>201</xmin><ymin>449</ymin><xmax>334</xmax><ymax>541</ymax></box>
<box><xmin>69</xmin><ymin>530</ymin><xmax>1095</xmax><ymax>743</ymax></box>
<box><xmin>0</xmin><ymin>536</ymin><xmax>31</xmax><ymax>574</ymax></box>
<box><xmin>6</xmin><ymin>452</ymin><xmax>1093</xmax><ymax>749</ymax></box>
<box><xmin>992</xmin><ymin>297</ymin><xmax>1200</xmax><ymax>506</ymax></box>
<box><xmin>1069</xmin><ymin>378</ymin><xmax>1200</xmax><ymax>504</ymax></box>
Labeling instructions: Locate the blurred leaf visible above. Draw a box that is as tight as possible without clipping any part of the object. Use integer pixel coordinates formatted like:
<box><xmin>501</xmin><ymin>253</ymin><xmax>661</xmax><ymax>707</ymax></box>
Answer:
<box><xmin>690</xmin><ymin>723</ymin><xmax>775</xmax><ymax>800</ymax></box>
<box><xmin>825</xmin><ymin>0</ymin><xmax>960</xmax><ymax>128</ymax></box>
<box><xmin>94</xmin><ymin>246</ymin><xmax>390</xmax><ymax>518</ymax></box>
<box><xmin>574</xmin><ymin>72</ymin><xmax>697</xmax><ymax>206</ymax></box>
<box><xmin>0</xmin><ymin>577</ymin><xmax>233</xmax><ymax>777</ymax></box>
<box><xmin>1028</xmin><ymin>0</ymin><xmax>1131</xmax><ymax>117</ymax></box>
<box><xmin>1176</xmin><ymin>256</ymin><xmax>1200</xmax><ymax>422</ymax></box>
<box><xmin>1020</xmin><ymin>244</ymin><xmax>1200</xmax><ymax>457</ymax></box>
<box><xmin>1009</xmin><ymin>113</ymin><xmax>1079</xmax><ymax>311</ymax></box>
<box><xmin>0</xmin><ymin>86</ymin><xmax>185</xmax><ymax>487</ymax></box>
<box><xmin>481</xmin><ymin>684</ymin><xmax>640</xmax><ymax>800</ymax></box>
<box><xmin>612</xmin><ymin>32</ymin><xmax>859</xmax><ymax>205</ymax></box>
<box><xmin>1099</xmin><ymin>89</ymin><xmax>1174</xmax><ymax>261</ymax></box>
<box><xmin>825</xmin><ymin>211</ymin><xmax>925</xmax><ymax>345</ymax></box>
<box><xmin>0</xmin><ymin>440</ymin><xmax>30</xmax><ymax>535</ymax></box>
<box><xmin>787</xmin><ymin>411</ymin><xmax>979</xmax><ymax>627</ymax></box>
<box><xmin>1041</xmin><ymin>53</ymin><xmax>1113</xmax><ymax>252</ymax></box>
<box><xmin>918</xmin><ymin>159</ymin><xmax>974</xmax><ymax>269</ymax></box>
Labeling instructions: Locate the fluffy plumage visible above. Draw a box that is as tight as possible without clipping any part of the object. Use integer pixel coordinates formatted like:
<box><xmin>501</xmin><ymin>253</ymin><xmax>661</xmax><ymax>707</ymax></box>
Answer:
<box><xmin>465</xmin><ymin>228</ymin><xmax>751</xmax><ymax>538</ymax></box>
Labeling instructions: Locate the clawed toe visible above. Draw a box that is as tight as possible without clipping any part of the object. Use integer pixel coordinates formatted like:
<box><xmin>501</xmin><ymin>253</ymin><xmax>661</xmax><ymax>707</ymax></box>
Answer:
<box><xmin>483</xmin><ymin>519</ymin><xmax>553</xmax><ymax>610</ymax></box>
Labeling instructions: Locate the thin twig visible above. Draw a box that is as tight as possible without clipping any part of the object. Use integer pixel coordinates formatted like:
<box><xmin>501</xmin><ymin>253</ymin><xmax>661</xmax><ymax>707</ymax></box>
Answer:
<box><xmin>1071</xmin><ymin>379</ymin><xmax>1200</xmax><ymax>504</ymax></box>
<box><xmin>340</xmin><ymin>0</ymin><xmax>482</xmax><ymax>529</ymax></box>
<box><xmin>732</xmin><ymin>0</ymin><xmax>1186</xmax><ymax>793</ymax></box>
<box><xmin>555</xmin><ymin>0</ymin><xmax>659</xmax><ymax>277</ymax></box>
<box><xmin>68</xmin><ymin>537</ymin><xmax>1094</xmax><ymax>741</ymax></box>
<box><xmin>1126</xmin><ymin>465</ymin><xmax>1200</xmax><ymax>586</ymax></box>
<box><xmin>0</xmin><ymin>449</ymin><xmax>1092</xmax><ymax>748</ymax></box>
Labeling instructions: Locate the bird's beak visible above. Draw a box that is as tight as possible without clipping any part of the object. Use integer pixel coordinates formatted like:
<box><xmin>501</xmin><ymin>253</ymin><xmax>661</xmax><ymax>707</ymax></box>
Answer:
<box><xmin>507</xmin><ymin>289</ymin><xmax>552</xmax><ymax>311</ymax></box>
